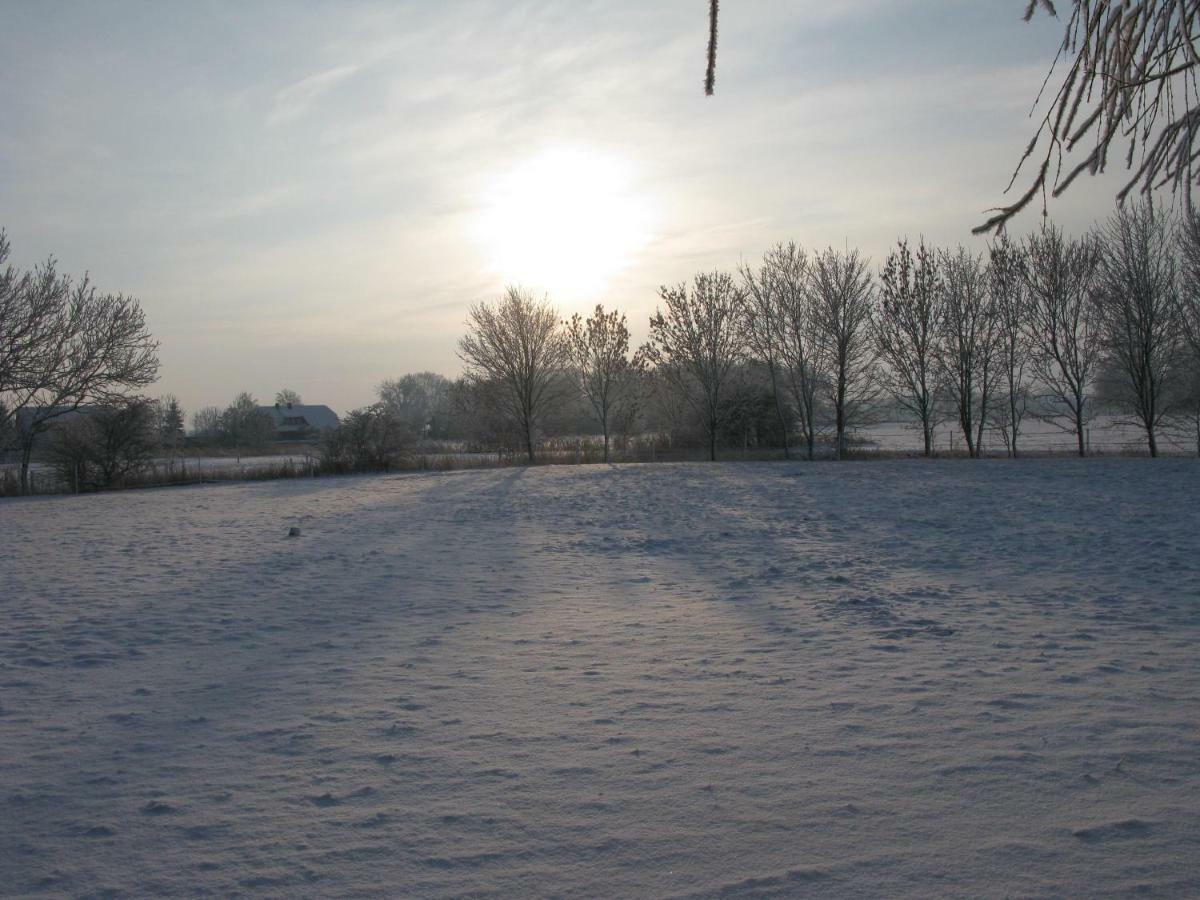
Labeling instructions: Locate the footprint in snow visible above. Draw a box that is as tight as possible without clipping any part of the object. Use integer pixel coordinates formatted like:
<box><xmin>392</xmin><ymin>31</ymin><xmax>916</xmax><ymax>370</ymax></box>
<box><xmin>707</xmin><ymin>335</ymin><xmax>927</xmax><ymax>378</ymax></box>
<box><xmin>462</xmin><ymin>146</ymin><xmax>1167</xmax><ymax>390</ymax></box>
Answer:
<box><xmin>1072</xmin><ymin>819</ymin><xmax>1154</xmax><ymax>843</ymax></box>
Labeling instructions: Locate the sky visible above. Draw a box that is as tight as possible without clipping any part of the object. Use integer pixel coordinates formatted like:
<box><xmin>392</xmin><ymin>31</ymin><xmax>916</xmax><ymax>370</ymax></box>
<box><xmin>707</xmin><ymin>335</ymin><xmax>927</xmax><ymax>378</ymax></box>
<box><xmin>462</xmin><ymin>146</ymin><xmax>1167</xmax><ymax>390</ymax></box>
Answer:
<box><xmin>0</xmin><ymin>1</ymin><xmax>1132</xmax><ymax>417</ymax></box>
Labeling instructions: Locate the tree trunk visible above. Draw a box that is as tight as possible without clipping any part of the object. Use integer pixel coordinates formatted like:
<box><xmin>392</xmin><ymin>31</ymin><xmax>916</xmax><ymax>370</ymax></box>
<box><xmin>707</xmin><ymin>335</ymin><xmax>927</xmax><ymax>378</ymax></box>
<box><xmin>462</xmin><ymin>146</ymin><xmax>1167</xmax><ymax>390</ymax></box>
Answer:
<box><xmin>774</xmin><ymin>398</ymin><xmax>790</xmax><ymax>460</ymax></box>
<box><xmin>602</xmin><ymin>427</ymin><xmax>610</xmax><ymax>464</ymax></box>
<box><xmin>1147</xmin><ymin>424</ymin><xmax>1158</xmax><ymax>458</ymax></box>
<box><xmin>709</xmin><ymin>426</ymin><xmax>717</xmax><ymax>462</ymax></box>
<box><xmin>19</xmin><ymin>438</ymin><xmax>33</xmax><ymax>495</ymax></box>
<box><xmin>1010</xmin><ymin>396</ymin><xmax>1020</xmax><ymax>459</ymax></box>
<box><xmin>960</xmin><ymin>393</ymin><xmax>976</xmax><ymax>458</ymax></box>
<box><xmin>1075</xmin><ymin>412</ymin><xmax>1086</xmax><ymax>457</ymax></box>
<box><xmin>764</xmin><ymin>361</ymin><xmax>790</xmax><ymax>460</ymax></box>
<box><xmin>922</xmin><ymin>416</ymin><xmax>932</xmax><ymax>458</ymax></box>
<box><xmin>975</xmin><ymin>396</ymin><xmax>987</xmax><ymax>459</ymax></box>
<box><xmin>525</xmin><ymin>421</ymin><xmax>535</xmax><ymax>464</ymax></box>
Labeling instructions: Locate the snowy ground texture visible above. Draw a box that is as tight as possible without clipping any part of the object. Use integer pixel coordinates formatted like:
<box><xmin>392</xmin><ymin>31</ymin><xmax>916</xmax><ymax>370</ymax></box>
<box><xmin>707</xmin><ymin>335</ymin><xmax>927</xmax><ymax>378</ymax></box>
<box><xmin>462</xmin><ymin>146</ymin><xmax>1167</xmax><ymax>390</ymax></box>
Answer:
<box><xmin>2</xmin><ymin>460</ymin><xmax>1199</xmax><ymax>898</ymax></box>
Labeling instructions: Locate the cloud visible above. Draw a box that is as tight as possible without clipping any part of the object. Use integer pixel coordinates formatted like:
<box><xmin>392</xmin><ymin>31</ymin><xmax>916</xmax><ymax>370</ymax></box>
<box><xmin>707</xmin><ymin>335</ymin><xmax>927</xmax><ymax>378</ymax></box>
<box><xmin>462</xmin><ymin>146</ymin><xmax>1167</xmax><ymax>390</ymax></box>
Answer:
<box><xmin>266</xmin><ymin>63</ymin><xmax>362</xmax><ymax>127</ymax></box>
<box><xmin>199</xmin><ymin>184</ymin><xmax>300</xmax><ymax>223</ymax></box>
<box><xmin>0</xmin><ymin>1</ymin><xmax>1129</xmax><ymax>415</ymax></box>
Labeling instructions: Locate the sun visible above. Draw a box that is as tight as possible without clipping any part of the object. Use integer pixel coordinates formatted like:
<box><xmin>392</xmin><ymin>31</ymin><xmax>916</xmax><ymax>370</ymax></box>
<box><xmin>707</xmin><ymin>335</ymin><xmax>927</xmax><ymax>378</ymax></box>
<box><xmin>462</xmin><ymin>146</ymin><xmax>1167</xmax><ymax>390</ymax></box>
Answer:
<box><xmin>475</xmin><ymin>146</ymin><xmax>655</xmax><ymax>303</ymax></box>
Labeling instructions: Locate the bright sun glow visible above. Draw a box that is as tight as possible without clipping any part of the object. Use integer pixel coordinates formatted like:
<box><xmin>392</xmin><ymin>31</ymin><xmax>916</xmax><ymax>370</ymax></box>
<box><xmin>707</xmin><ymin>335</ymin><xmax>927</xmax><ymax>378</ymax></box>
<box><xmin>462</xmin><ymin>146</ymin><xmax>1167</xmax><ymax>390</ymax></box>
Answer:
<box><xmin>475</xmin><ymin>147</ymin><xmax>655</xmax><ymax>303</ymax></box>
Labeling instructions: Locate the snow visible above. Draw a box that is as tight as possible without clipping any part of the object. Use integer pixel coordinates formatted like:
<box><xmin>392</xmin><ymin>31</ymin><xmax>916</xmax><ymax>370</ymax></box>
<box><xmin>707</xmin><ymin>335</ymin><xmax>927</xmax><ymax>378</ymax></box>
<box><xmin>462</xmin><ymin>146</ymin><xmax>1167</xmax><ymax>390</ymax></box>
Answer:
<box><xmin>2</xmin><ymin>460</ymin><xmax>1198</xmax><ymax>897</ymax></box>
<box><xmin>857</xmin><ymin>413</ymin><xmax>1198</xmax><ymax>455</ymax></box>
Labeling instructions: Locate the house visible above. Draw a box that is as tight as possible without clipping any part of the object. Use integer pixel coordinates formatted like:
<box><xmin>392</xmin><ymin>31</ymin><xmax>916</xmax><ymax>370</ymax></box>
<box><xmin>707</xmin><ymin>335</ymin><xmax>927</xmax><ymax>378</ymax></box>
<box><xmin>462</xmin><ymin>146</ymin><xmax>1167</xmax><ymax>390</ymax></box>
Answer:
<box><xmin>259</xmin><ymin>403</ymin><xmax>339</xmax><ymax>442</ymax></box>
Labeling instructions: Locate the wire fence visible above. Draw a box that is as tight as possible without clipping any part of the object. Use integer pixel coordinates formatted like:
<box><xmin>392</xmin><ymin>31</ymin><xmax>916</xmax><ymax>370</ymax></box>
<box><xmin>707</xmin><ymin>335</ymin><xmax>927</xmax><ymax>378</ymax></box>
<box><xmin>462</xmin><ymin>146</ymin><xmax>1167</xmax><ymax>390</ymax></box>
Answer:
<box><xmin>852</xmin><ymin>415</ymin><xmax>1199</xmax><ymax>457</ymax></box>
<box><xmin>3</xmin><ymin>415</ymin><xmax>1196</xmax><ymax>497</ymax></box>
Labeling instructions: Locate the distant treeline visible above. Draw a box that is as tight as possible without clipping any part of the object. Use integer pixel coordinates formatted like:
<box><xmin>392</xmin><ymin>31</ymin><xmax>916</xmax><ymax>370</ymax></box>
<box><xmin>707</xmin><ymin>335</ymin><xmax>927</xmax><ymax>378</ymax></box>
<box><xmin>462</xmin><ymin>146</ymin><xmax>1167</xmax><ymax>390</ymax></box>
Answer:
<box><xmin>444</xmin><ymin>200</ymin><xmax>1200</xmax><ymax>463</ymax></box>
<box><xmin>5</xmin><ymin>200</ymin><xmax>1200</xmax><ymax>496</ymax></box>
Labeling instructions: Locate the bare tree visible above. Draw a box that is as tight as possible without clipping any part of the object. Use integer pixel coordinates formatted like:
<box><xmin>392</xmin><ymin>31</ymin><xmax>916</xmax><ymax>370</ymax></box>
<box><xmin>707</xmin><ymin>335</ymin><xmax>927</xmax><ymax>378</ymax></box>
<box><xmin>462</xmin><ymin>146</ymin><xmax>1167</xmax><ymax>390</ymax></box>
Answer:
<box><xmin>321</xmin><ymin>404</ymin><xmax>409</xmax><ymax>473</ymax></box>
<box><xmin>640</xmin><ymin>367</ymin><xmax>693</xmax><ymax>450</ymax></box>
<box><xmin>565</xmin><ymin>305</ymin><xmax>646</xmax><ymax>463</ymax></box>
<box><xmin>645</xmin><ymin>272</ymin><xmax>746</xmax><ymax>461</ymax></box>
<box><xmin>448</xmin><ymin>376</ymin><xmax>526</xmax><ymax>454</ymax></box>
<box><xmin>809</xmin><ymin>248</ymin><xmax>878</xmax><ymax>459</ymax></box>
<box><xmin>155</xmin><ymin>394</ymin><xmax>186</xmax><ymax>451</ymax></box>
<box><xmin>770</xmin><ymin>246</ymin><xmax>827</xmax><ymax>460</ymax></box>
<box><xmin>938</xmin><ymin>247</ymin><xmax>1001</xmax><ymax>457</ymax></box>
<box><xmin>90</xmin><ymin>401</ymin><xmax>159</xmax><ymax>486</ymax></box>
<box><xmin>0</xmin><ymin>235</ymin><xmax>71</xmax><ymax>432</ymax></box>
<box><xmin>47</xmin><ymin>399</ymin><xmax>159</xmax><ymax>491</ymax></box>
<box><xmin>457</xmin><ymin>287</ymin><xmax>570</xmax><ymax>463</ymax></box>
<box><xmin>8</xmin><ymin>261</ymin><xmax>159</xmax><ymax>493</ymax></box>
<box><xmin>1173</xmin><ymin>355</ymin><xmax>1200</xmax><ymax>454</ymax></box>
<box><xmin>378</xmin><ymin>372</ymin><xmax>454</xmax><ymax>439</ymax></box>
<box><xmin>989</xmin><ymin>234</ymin><xmax>1034</xmax><ymax>456</ymax></box>
<box><xmin>744</xmin><ymin>243</ymin><xmax>825</xmax><ymax>460</ymax></box>
<box><xmin>191</xmin><ymin>406</ymin><xmax>223</xmax><ymax>444</ymax></box>
<box><xmin>1180</xmin><ymin>208</ymin><xmax>1200</xmax><ymax>365</ymax></box>
<box><xmin>274</xmin><ymin>388</ymin><xmax>302</xmax><ymax>406</ymax></box>
<box><xmin>0</xmin><ymin>232</ymin><xmax>36</xmax><ymax>419</ymax></box>
<box><xmin>874</xmin><ymin>238</ymin><xmax>944</xmax><ymax>457</ymax></box>
<box><xmin>980</xmin><ymin>1</ymin><xmax>1200</xmax><ymax>233</ymax></box>
<box><xmin>220</xmin><ymin>392</ymin><xmax>276</xmax><ymax>453</ymax></box>
<box><xmin>719</xmin><ymin>367</ymin><xmax>781</xmax><ymax>451</ymax></box>
<box><xmin>740</xmin><ymin>245</ymin><xmax>803</xmax><ymax>459</ymax></box>
<box><xmin>43</xmin><ymin>416</ymin><xmax>94</xmax><ymax>491</ymax></box>
<box><xmin>0</xmin><ymin>400</ymin><xmax>14</xmax><ymax>451</ymax></box>
<box><xmin>1095</xmin><ymin>201</ymin><xmax>1185</xmax><ymax>456</ymax></box>
<box><xmin>1178</xmin><ymin>209</ymin><xmax>1200</xmax><ymax>452</ymax></box>
<box><xmin>1022</xmin><ymin>224</ymin><xmax>1104</xmax><ymax>456</ymax></box>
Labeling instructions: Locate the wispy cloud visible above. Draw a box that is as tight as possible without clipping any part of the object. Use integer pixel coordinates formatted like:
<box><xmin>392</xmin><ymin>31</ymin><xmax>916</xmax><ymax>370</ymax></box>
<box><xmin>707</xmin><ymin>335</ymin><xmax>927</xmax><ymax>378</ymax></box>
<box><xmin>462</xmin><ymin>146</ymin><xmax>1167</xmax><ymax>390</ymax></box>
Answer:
<box><xmin>266</xmin><ymin>63</ymin><xmax>362</xmax><ymax>127</ymax></box>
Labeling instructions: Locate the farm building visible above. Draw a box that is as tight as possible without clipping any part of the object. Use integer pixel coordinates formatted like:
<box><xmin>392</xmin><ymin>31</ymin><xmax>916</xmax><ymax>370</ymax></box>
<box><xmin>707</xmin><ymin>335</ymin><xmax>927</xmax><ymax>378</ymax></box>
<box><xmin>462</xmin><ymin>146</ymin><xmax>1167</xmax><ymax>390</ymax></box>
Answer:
<box><xmin>259</xmin><ymin>403</ymin><xmax>339</xmax><ymax>442</ymax></box>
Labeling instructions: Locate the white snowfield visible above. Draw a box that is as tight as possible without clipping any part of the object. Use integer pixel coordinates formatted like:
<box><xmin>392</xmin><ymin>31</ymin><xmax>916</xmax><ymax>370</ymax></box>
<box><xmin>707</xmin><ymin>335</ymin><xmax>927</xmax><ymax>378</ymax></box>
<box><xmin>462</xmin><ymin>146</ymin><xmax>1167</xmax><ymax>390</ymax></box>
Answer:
<box><xmin>2</xmin><ymin>461</ymin><xmax>1198</xmax><ymax>898</ymax></box>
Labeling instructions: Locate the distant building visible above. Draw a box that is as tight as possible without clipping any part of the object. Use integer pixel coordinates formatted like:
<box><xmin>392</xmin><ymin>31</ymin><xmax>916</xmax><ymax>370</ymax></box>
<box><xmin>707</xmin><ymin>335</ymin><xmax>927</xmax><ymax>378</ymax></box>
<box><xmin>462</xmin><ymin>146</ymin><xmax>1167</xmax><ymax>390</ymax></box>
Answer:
<box><xmin>259</xmin><ymin>403</ymin><xmax>339</xmax><ymax>442</ymax></box>
<box><xmin>9</xmin><ymin>406</ymin><xmax>96</xmax><ymax>453</ymax></box>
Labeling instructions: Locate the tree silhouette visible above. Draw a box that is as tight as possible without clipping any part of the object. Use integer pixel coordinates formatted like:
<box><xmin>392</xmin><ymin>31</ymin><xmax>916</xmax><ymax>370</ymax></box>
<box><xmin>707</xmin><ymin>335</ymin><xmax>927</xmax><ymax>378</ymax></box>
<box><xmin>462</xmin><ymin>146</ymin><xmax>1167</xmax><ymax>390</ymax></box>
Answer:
<box><xmin>457</xmin><ymin>287</ymin><xmax>570</xmax><ymax>463</ymax></box>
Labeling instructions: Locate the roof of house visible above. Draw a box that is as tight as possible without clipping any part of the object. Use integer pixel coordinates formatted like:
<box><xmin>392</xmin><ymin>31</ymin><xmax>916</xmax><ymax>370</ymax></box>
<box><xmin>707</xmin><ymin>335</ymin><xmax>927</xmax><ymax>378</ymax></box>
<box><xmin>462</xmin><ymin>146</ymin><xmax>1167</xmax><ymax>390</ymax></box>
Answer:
<box><xmin>259</xmin><ymin>404</ymin><xmax>339</xmax><ymax>430</ymax></box>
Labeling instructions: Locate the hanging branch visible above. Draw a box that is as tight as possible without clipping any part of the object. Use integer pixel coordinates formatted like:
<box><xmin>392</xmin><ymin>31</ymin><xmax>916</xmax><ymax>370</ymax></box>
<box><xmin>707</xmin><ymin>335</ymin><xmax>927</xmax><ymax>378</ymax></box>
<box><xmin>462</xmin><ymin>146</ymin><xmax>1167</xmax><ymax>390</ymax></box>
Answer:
<box><xmin>706</xmin><ymin>0</ymin><xmax>719</xmax><ymax>96</ymax></box>
<box><xmin>977</xmin><ymin>1</ymin><xmax>1200</xmax><ymax>234</ymax></box>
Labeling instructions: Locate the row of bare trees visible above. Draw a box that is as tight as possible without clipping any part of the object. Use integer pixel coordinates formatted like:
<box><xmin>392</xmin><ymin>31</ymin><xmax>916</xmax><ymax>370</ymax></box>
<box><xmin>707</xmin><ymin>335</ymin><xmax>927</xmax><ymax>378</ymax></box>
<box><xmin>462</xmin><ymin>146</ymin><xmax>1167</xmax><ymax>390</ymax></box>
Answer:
<box><xmin>455</xmin><ymin>201</ymin><xmax>1200</xmax><ymax>461</ymax></box>
<box><xmin>737</xmin><ymin>202</ymin><xmax>1200</xmax><ymax>459</ymax></box>
<box><xmin>457</xmin><ymin>287</ymin><xmax>647</xmax><ymax>463</ymax></box>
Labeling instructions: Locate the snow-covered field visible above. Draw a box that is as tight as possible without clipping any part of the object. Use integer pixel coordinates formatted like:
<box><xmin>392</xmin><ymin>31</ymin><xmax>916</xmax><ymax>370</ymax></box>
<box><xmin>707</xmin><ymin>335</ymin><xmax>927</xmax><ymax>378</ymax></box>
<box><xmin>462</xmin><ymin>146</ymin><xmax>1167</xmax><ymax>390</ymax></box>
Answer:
<box><xmin>2</xmin><ymin>461</ymin><xmax>1198</xmax><ymax>897</ymax></box>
